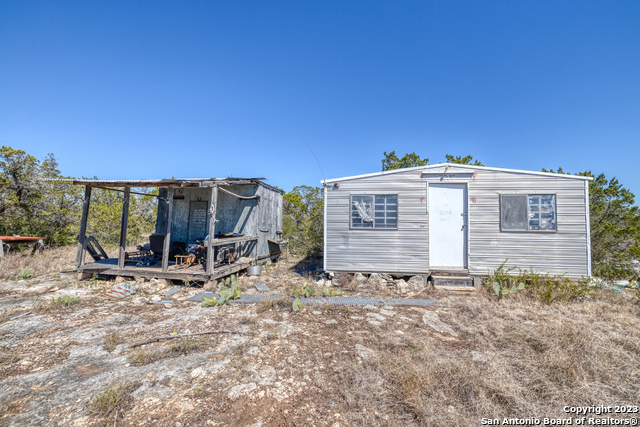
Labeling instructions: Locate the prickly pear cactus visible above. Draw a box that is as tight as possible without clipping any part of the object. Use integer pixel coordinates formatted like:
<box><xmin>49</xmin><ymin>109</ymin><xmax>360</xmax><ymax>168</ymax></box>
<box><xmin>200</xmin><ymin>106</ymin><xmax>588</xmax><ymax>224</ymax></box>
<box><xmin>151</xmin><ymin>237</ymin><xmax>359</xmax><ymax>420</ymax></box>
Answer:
<box><xmin>292</xmin><ymin>298</ymin><xmax>305</xmax><ymax>312</ymax></box>
<box><xmin>492</xmin><ymin>277</ymin><xmax>525</xmax><ymax>300</ymax></box>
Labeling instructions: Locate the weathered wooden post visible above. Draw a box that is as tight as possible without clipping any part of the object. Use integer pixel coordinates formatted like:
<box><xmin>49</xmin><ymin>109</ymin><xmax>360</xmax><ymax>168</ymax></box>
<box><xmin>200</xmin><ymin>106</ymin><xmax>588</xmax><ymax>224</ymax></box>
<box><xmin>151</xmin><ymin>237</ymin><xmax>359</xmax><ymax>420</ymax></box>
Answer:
<box><xmin>118</xmin><ymin>187</ymin><xmax>130</xmax><ymax>269</ymax></box>
<box><xmin>161</xmin><ymin>188</ymin><xmax>174</xmax><ymax>273</ymax></box>
<box><xmin>76</xmin><ymin>186</ymin><xmax>92</xmax><ymax>268</ymax></box>
<box><xmin>0</xmin><ymin>239</ymin><xmax>4</xmax><ymax>259</ymax></box>
<box><xmin>206</xmin><ymin>186</ymin><xmax>218</xmax><ymax>276</ymax></box>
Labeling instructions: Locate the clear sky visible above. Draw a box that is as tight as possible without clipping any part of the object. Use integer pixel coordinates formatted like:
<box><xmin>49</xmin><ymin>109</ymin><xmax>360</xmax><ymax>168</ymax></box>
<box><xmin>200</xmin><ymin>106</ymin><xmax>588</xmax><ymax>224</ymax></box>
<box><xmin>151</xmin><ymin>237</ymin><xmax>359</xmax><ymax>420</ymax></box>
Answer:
<box><xmin>1</xmin><ymin>1</ymin><xmax>638</xmax><ymax>198</ymax></box>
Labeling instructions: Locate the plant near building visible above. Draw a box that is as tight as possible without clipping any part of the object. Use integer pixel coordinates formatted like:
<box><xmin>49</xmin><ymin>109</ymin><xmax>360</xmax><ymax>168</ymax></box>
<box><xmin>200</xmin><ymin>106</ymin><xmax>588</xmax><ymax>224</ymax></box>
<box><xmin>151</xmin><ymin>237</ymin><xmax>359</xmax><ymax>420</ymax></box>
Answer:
<box><xmin>492</xmin><ymin>277</ymin><xmax>525</xmax><ymax>300</ymax></box>
<box><xmin>291</xmin><ymin>282</ymin><xmax>317</xmax><ymax>312</ymax></box>
<box><xmin>201</xmin><ymin>274</ymin><xmax>241</xmax><ymax>307</ymax></box>
<box><xmin>323</xmin><ymin>285</ymin><xmax>341</xmax><ymax>297</ymax></box>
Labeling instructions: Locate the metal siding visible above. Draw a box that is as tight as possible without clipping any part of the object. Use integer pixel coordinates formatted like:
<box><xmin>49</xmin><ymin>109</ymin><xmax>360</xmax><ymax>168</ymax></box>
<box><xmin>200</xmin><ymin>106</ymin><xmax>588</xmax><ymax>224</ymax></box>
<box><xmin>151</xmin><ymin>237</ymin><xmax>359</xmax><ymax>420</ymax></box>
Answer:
<box><xmin>467</xmin><ymin>169</ymin><xmax>588</xmax><ymax>278</ymax></box>
<box><xmin>325</xmin><ymin>169</ymin><xmax>429</xmax><ymax>274</ymax></box>
<box><xmin>325</xmin><ymin>166</ymin><xmax>589</xmax><ymax>278</ymax></box>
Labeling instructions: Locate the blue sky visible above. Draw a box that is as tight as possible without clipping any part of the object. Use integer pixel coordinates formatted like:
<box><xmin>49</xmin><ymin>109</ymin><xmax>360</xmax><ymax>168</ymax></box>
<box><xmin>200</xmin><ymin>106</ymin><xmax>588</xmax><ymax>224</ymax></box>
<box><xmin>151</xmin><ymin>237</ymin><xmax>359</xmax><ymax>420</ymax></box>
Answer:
<box><xmin>1</xmin><ymin>1</ymin><xmax>639</xmax><ymax>198</ymax></box>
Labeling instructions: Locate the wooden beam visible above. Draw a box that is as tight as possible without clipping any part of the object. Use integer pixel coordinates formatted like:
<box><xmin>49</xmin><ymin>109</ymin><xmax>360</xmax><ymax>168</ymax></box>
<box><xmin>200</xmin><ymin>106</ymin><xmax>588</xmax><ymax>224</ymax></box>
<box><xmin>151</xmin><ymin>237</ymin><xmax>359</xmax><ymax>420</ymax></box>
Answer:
<box><xmin>75</xmin><ymin>186</ymin><xmax>92</xmax><ymax>268</ymax></box>
<box><xmin>206</xmin><ymin>186</ymin><xmax>218</xmax><ymax>276</ymax></box>
<box><xmin>118</xmin><ymin>187</ymin><xmax>130</xmax><ymax>269</ymax></box>
<box><xmin>0</xmin><ymin>239</ymin><xmax>4</xmax><ymax>259</ymax></box>
<box><xmin>161</xmin><ymin>187</ymin><xmax>174</xmax><ymax>273</ymax></box>
<box><xmin>94</xmin><ymin>186</ymin><xmax>160</xmax><ymax>198</ymax></box>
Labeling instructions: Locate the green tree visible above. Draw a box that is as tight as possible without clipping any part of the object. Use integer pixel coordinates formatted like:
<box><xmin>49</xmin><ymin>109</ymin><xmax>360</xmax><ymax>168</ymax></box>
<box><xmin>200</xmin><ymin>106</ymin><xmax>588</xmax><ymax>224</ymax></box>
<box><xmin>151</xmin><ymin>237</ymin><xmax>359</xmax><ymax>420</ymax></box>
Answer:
<box><xmin>0</xmin><ymin>146</ymin><xmax>158</xmax><ymax>248</ymax></box>
<box><xmin>0</xmin><ymin>147</ymin><xmax>81</xmax><ymax>245</ymax></box>
<box><xmin>543</xmin><ymin>167</ymin><xmax>640</xmax><ymax>278</ymax></box>
<box><xmin>283</xmin><ymin>185</ymin><xmax>323</xmax><ymax>255</ymax></box>
<box><xmin>381</xmin><ymin>151</ymin><xmax>429</xmax><ymax>171</ymax></box>
<box><xmin>86</xmin><ymin>186</ymin><xmax>157</xmax><ymax>246</ymax></box>
<box><xmin>445</xmin><ymin>154</ymin><xmax>484</xmax><ymax>166</ymax></box>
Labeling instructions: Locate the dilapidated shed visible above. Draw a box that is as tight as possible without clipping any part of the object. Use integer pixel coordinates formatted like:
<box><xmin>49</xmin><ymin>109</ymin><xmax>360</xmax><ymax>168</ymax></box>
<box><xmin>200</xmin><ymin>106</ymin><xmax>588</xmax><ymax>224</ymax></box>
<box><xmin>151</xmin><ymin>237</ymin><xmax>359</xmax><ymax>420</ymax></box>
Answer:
<box><xmin>323</xmin><ymin>164</ymin><xmax>592</xmax><ymax>280</ymax></box>
<box><xmin>74</xmin><ymin>177</ymin><xmax>284</xmax><ymax>282</ymax></box>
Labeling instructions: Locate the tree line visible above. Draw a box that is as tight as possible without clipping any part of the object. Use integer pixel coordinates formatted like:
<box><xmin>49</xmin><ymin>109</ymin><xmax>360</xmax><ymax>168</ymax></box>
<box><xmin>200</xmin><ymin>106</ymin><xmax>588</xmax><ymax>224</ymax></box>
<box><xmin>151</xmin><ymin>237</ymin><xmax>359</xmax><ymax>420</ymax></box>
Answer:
<box><xmin>0</xmin><ymin>146</ymin><xmax>157</xmax><ymax>247</ymax></box>
<box><xmin>1</xmin><ymin>146</ymin><xmax>638</xmax><ymax>278</ymax></box>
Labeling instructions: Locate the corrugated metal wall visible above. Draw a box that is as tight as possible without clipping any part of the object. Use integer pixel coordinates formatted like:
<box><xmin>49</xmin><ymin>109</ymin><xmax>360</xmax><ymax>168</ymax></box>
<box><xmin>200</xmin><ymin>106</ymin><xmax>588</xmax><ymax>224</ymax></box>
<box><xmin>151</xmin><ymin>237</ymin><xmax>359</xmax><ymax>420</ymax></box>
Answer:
<box><xmin>325</xmin><ymin>169</ymin><xmax>430</xmax><ymax>274</ymax></box>
<box><xmin>466</xmin><ymin>170</ymin><xmax>589</xmax><ymax>278</ymax></box>
<box><xmin>324</xmin><ymin>166</ymin><xmax>589</xmax><ymax>278</ymax></box>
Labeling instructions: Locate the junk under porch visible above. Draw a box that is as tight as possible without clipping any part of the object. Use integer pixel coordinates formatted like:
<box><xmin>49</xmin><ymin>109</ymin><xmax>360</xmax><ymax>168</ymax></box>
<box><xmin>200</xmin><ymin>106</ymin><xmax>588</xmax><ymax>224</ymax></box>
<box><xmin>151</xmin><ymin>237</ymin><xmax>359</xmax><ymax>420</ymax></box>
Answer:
<box><xmin>73</xmin><ymin>178</ymin><xmax>285</xmax><ymax>282</ymax></box>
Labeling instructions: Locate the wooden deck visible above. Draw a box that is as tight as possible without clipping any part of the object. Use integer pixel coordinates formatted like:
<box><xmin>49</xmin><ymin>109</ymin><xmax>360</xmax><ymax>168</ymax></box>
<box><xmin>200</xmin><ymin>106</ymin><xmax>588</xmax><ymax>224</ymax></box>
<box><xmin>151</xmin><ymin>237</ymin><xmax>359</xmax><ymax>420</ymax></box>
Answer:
<box><xmin>78</xmin><ymin>252</ymin><xmax>278</xmax><ymax>282</ymax></box>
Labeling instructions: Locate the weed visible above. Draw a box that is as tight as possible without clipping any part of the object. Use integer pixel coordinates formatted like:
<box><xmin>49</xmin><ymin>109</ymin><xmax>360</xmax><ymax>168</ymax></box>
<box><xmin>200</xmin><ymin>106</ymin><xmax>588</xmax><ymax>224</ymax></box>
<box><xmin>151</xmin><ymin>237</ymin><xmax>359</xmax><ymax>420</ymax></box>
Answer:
<box><xmin>89</xmin><ymin>380</ymin><xmax>140</xmax><ymax>423</ymax></box>
<box><xmin>129</xmin><ymin>349</ymin><xmax>156</xmax><ymax>366</ymax></box>
<box><xmin>52</xmin><ymin>295</ymin><xmax>80</xmax><ymax>306</ymax></box>
<box><xmin>487</xmin><ymin>261</ymin><xmax>597</xmax><ymax>304</ymax></box>
<box><xmin>170</xmin><ymin>338</ymin><xmax>201</xmax><ymax>355</ymax></box>
<box><xmin>265</xmin><ymin>328</ymin><xmax>280</xmax><ymax>341</ymax></box>
<box><xmin>104</xmin><ymin>330</ymin><xmax>122</xmax><ymax>352</ymax></box>
<box><xmin>239</xmin><ymin>314</ymin><xmax>258</xmax><ymax>324</ymax></box>
<box><xmin>5</xmin><ymin>268</ymin><xmax>35</xmax><ymax>282</ymax></box>
<box><xmin>257</xmin><ymin>297</ymin><xmax>276</xmax><ymax>312</ymax></box>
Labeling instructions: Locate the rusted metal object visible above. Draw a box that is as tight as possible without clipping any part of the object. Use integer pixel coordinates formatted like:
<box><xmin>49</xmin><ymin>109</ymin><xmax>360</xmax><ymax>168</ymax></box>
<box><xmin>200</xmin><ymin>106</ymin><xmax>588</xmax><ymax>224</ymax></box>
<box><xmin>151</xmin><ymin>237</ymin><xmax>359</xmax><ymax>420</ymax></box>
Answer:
<box><xmin>100</xmin><ymin>283</ymin><xmax>137</xmax><ymax>299</ymax></box>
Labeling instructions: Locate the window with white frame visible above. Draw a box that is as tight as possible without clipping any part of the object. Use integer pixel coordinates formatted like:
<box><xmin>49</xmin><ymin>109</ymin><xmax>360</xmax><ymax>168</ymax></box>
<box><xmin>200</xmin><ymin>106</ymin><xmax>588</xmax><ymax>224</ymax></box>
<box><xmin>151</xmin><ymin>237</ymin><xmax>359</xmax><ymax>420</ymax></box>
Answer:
<box><xmin>351</xmin><ymin>194</ymin><xmax>398</xmax><ymax>229</ymax></box>
<box><xmin>500</xmin><ymin>194</ymin><xmax>556</xmax><ymax>231</ymax></box>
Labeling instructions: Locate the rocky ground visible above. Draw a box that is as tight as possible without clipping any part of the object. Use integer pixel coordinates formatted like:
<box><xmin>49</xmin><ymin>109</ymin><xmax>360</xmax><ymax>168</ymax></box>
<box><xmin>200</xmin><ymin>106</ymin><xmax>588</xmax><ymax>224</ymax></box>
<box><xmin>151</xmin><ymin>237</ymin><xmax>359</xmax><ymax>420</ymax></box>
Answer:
<box><xmin>1</xmin><ymin>257</ymin><xmax>639</xmax><ymax>426</ymax></box>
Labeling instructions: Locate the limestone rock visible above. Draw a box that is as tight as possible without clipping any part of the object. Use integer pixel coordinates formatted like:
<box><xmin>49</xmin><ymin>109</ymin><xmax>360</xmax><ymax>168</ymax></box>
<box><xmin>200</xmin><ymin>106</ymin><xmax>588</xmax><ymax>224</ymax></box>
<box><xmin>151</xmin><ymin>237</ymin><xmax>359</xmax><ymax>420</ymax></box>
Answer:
<box><xmin>354</xmin><ymin>273</ymin><xmax>368</xmax><ymax>286</ymax></box>
<box><xmin>407</xmin><ymin>276</ymin><xmax>425</xmax><ymax>291</ymax></box>
<box><xmin>394</xmin><ymin>279</ymin><xmax>409</xmax><ymax>294</ymax></box>
<box><xmin>471</xmin><ymin>351</ymin><xmax>486</xmax><ymax>362</ymax></box>
<box><xmin>355</xmin><ymin>344</ymin><xmax>375</xmax><ymax>361</ymax></box>
<box><xmin>334</xmin><ymin>273</ymin><xmax>353</xmax><ymax>287</ymax></box>
<box><xmin>422</xmin><ymin>311</ymin><xmax>458</xmax><ymax>336</ymax></box>
<box><xmin>367</xmin><ymin>273</ymin><xmax>387</xmax><ymax>291</ymax></box>
<box><xmin>228</xmin><ymin>383</ymin><xmax>257</xmax><ymax>400</ymax></box>
<box><xmin>190</xmin><ymin>367</ymin><xmax>208</xmax><ymax>379</ymax></box>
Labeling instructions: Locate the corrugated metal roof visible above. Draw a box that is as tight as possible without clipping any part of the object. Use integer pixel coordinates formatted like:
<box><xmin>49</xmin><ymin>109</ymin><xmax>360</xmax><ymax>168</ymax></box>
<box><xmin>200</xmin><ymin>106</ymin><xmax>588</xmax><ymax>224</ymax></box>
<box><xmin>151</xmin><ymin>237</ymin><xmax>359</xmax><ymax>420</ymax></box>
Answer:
<box><xmin>324</xmin><ymin>163</ymin><xmax>594</xmax><ymax>183</ymax></box>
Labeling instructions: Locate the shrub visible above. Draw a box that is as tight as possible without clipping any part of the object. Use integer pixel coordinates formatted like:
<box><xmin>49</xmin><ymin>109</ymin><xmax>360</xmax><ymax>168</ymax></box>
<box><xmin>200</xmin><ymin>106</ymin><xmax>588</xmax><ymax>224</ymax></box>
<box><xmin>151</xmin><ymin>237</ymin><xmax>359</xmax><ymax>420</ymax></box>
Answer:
<box><xmin>486</xmin><ymin>261</ymin><xmax>596</xmax><ymax>304</ymax></box>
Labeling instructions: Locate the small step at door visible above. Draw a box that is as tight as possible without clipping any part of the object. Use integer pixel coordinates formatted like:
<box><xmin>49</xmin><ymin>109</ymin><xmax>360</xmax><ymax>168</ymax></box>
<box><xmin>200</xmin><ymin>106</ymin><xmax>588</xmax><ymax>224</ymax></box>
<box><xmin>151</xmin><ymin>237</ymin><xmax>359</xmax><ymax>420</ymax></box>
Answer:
<box><xmin>431</xmin><ymin>275</ymin><xmax>474</xmax><ymax>290</ymax></box>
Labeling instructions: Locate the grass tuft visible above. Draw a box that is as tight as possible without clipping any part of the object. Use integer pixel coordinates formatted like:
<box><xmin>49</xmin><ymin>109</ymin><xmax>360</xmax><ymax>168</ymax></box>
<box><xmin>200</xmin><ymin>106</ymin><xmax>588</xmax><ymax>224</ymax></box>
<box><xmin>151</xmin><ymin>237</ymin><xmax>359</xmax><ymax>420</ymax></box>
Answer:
<box><xmin>89</xmin><ymin>380</ymin><xmax>140</xmax><ymax>423</ymax></box>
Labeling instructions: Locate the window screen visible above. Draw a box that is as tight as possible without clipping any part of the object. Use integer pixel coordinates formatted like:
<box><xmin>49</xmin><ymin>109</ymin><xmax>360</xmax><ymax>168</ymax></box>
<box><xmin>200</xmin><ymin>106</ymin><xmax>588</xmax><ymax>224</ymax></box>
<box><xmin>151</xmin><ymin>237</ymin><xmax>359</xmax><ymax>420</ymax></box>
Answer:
<box><xmin>351</xmin><ymin>194</ymin><xmax>398</xmax><ymax>229</ymax></box>
<box><xmin>500</xmin><ymin>194</ymin><xmax>556</xmax><ymax>231</ymax></box>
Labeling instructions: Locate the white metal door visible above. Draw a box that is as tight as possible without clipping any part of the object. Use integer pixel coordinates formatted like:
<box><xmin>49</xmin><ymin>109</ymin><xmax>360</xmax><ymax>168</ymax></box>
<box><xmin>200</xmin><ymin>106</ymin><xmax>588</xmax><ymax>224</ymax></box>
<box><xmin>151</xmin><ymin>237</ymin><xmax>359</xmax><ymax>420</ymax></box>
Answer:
<box><xmin>428</xmin><ymin>183</ymin><xmax>467</xmax><ymax>269</ymax></box>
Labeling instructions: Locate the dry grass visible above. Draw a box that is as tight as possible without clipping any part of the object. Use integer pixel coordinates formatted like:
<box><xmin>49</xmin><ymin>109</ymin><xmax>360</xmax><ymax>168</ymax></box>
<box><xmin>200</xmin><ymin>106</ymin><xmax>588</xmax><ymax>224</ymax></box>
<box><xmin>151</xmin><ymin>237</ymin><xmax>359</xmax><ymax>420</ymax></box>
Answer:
<box><xmin>89</xmin><ymin>380</ymin><xmax>141</xmax><ymax>424</ymax></box>
<box><xmin>331</xmin><ymin>291</ymin><xmax>640</xmax><ymax>426</ymax></box>
<box><xmin>104</xmin><ymin>330</ymin><xmax>122</xmax><ymax>352</ymax></box>
<box><xmin>256</xmin><ymin>297</ymin><xmax>276</xmax><ymax>312</ymax></box>
<box><xmin>0</xmin><ymin>245</ymin><xmax>76</xmax><ymax>281</ymax></box>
